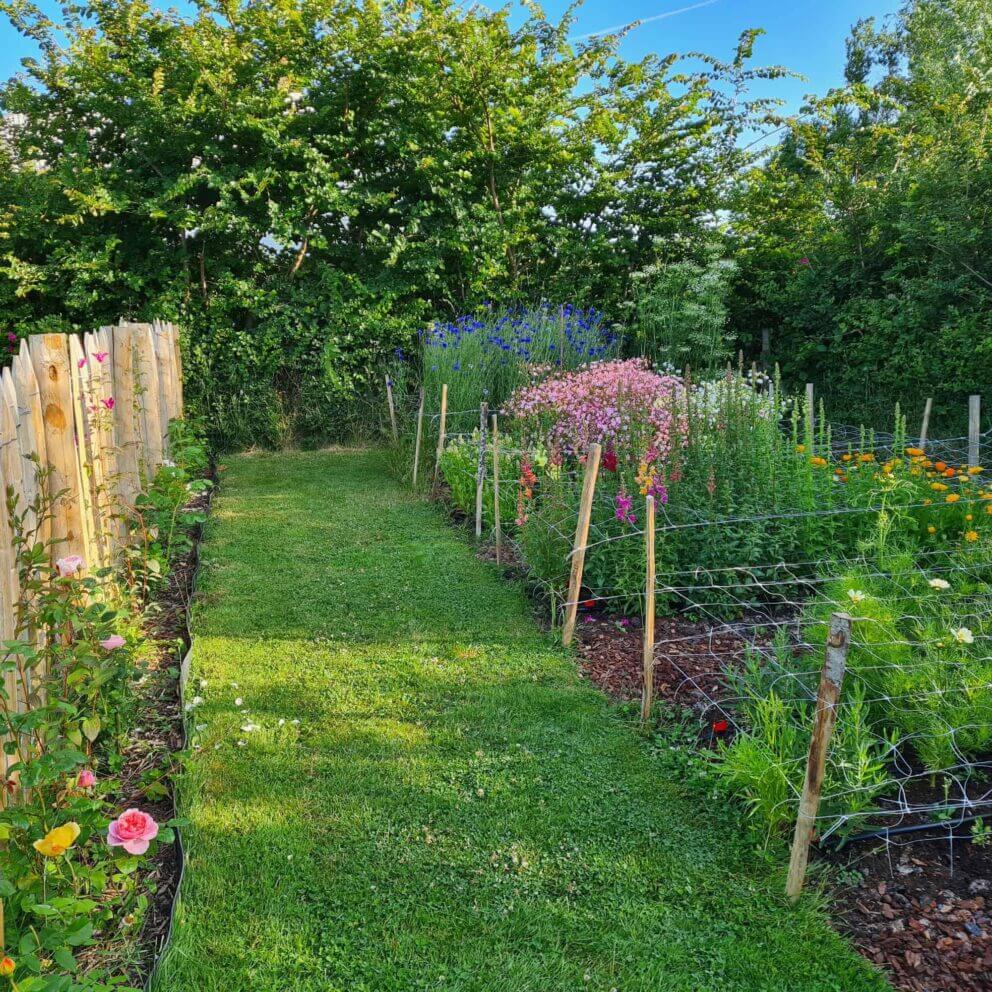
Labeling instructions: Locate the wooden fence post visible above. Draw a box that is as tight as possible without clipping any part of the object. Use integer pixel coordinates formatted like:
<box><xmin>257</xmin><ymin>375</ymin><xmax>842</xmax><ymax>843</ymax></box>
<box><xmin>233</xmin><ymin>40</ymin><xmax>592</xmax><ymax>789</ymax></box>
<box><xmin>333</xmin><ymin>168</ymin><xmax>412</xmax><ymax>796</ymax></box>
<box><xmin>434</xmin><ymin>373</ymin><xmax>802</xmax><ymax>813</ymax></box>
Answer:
<box><xmin>412</xmin><ymin>388</ymin><xmax>425</xmax><ymax>488</ymax></box>
<box><xmin>133</xmin><ymin>324</ymin><xmax>163</xmax><ymax>476</ymax></box>
<box><xmin>12</xmin><ymin>341</ymin><xmax>48</xmax><ymax>546</ymax></box>
<box><xmin>968</xmin><ymin>395</ymin><xmax>981</xmax><ymax>467</ymax></box>
<box><xmin>475</xmin><ymin>402</ymin><xmax>488</xmax><ymax>538</ymax></box>
<box><xmin>640</xmin><ymin>494</ymin><xmax>656</xmax><ymax>722</ymax></box>
<box><xmin>385</xmin><ymin>374</ymin><xmax>398</xmax><ymax>442</ymax></box>
<box><xmin>432</xmin><ymin>383</ymin><xmax>448</xmax><ymax>486</ymax></box>
<box><xmin>491</xmin><ymin>413</ymin><xmax>501</xmax><ymax>565</ymax></box>
<box><xmin>562</xmin><ymin>442</ymin><xmax>602</xmax><ymax>647</ymax></box>
<box><xmin>152</xmin><ymin>321</ymin><xmax>176</xmax><ymax>452</ymax></box>
<box><xmin>169</xmin><ymin>322</ymin><xmax>184</xmax><ymax>418</ymax></box>
<box><xmin>30</xmin><ymin>334</ymin><xmax>88</xmax><ymax>566</ymax></box>
<box><xmin>786</xmin><ymin>612</ymin><xmax>852</xmax><ymax>902</ymax></box>
<box><xmin>112</xmin><ymin>323</ymin><xmax>140</xmax><ymax>512</ymax></box>
<box><xmin>68</xmin><ymin>335</ymin><xmax>105</xmax><ymax>570</ymax></box>
<box><xmin>919</xmin><ymin>397</ymin><xmax>933</xmax><ymax>449</ymax></box>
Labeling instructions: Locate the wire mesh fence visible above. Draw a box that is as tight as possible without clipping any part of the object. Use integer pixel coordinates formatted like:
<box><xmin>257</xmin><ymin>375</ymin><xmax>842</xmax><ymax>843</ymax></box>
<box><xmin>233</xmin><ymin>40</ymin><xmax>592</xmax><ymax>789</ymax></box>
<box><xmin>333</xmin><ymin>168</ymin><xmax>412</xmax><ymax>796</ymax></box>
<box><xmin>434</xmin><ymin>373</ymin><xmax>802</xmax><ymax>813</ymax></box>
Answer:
<box><xmin>380</xmin><ymin>372</ymin><xmax>992</xmax><ymax>893</ymax></box>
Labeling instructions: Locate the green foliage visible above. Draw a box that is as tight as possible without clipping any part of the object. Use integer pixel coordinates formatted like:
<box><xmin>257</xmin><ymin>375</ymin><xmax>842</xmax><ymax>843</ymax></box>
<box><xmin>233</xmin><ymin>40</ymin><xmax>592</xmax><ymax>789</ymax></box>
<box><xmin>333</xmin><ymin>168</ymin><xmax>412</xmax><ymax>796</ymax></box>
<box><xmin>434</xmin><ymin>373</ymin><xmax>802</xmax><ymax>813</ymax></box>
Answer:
<box><xmin>630</xmin><ymin>252</ymin><xmax>738</xmax><ymax>375</ymax></box>
<box><xmin>0</xmin><ymin>0</ymin><xmax>785</xmax><ymax>447</ymax></box>
<box><xmin>729</xmin><ymin>0</ymin><xmax>992</xmax><ymax>433</ymax></box>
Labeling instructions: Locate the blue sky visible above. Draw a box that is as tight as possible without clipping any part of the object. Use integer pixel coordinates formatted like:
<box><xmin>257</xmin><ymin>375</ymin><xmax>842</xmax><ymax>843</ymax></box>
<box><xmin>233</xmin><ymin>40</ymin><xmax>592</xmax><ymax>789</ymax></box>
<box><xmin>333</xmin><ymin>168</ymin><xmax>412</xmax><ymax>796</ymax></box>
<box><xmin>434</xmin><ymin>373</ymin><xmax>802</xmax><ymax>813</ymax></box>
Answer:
<box><xmin>1</xmin><ymin>0</ymin><xmax>903</xmax><ymax>112</ymax></box>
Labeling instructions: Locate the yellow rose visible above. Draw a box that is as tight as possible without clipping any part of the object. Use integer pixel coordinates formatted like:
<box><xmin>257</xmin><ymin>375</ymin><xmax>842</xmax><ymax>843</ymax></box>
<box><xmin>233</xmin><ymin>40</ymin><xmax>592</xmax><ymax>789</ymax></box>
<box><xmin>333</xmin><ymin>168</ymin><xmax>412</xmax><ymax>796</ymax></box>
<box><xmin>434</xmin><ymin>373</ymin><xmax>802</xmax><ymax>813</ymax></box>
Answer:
<box><xmin>33</xmin><ymin>822</ymin><xmax>80</xmax><ymax>858</ymax></box>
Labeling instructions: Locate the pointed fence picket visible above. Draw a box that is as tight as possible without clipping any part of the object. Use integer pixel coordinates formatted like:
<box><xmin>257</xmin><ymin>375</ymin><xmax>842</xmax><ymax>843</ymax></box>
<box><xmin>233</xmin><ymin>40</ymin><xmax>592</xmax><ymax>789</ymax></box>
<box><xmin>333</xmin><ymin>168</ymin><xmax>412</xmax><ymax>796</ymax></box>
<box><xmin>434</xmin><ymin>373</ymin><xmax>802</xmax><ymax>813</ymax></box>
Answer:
<box><xmin>0</xmin><ymin>319</ymin><xmax>184</xmax><ymax>786</ymax></box>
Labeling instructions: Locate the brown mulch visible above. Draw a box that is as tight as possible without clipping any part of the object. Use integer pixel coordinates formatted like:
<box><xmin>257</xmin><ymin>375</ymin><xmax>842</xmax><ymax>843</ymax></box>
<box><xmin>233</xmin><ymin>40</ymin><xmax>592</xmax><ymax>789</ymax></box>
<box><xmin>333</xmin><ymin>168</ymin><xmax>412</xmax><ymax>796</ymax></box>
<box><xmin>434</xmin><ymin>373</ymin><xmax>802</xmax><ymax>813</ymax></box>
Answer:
<box><xmin>574</xmin><ymin>612</ymin><xmax>750</xmax><ymax>716</ymax></box>
<box><xmin>831</xmin><ymin>840</ymin><xmax>992</xmax><ymax>991</ymax></box>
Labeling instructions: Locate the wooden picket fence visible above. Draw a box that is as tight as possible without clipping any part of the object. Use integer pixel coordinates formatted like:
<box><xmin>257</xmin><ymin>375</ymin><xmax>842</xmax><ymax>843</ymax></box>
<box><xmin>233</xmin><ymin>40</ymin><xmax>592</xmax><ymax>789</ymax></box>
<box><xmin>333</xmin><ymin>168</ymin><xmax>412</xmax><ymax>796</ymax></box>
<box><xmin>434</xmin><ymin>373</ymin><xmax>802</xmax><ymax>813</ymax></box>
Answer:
<box><xmin>0</xmin><ymin>320</ymin><xmax>183</xmax><ymax>759</ymax></box>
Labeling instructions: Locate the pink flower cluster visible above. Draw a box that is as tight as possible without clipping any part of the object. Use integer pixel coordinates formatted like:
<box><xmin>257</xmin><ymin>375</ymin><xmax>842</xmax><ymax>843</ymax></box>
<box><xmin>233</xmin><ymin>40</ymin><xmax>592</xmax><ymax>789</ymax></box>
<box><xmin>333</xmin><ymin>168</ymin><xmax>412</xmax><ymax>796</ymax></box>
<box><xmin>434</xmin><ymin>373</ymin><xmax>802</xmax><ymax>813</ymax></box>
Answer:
<box><xmin>506</xmin><ymin>359</ymin><xmax>686</xmax><ymax>462</ymax></box>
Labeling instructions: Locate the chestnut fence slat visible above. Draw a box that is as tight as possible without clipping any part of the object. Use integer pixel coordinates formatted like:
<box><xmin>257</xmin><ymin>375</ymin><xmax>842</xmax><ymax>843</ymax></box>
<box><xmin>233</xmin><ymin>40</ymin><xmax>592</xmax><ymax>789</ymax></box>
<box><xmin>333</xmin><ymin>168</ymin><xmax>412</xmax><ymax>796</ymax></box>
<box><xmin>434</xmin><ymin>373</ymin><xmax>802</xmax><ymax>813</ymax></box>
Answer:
<box><xmin>0</xmin><ymin>320</ymin><xmax>184</xmax><ymax>786</ymax></box>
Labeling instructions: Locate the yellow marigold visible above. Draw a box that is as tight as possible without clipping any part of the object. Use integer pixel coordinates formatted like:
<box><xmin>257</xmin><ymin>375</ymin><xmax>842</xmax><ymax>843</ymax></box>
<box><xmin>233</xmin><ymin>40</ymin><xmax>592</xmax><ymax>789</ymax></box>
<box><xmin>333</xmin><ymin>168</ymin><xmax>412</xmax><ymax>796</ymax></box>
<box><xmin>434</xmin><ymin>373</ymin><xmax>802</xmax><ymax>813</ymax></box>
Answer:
<box><xmin>841</xmin><ymin>453</ymin><xmax>852</xmax><ymax>462</ymax></box>
<box><xmin>965</xmin><ymin>530</ymin><xmax>979</xmax><ymax>542</ymax></box>
<box><xmin>946</xmin><ymin>493</ymin><xmax>960</xmax><ymax>503</ymax></box>
<box><xmin>33</xmin><ymin>822</ymin><xmax>80</xmax><ymax>858</ymax></box>
<box><xmin>966</xmin><ymin>513</ymin><xmax>973</xmax><ymax>521</ymax></box>
<box><xmin>928</xmin><ymin>525</ymin><xmax>937</xmax><ymax>534</ymax></box>
<box><xmin>931</xmin><ymin>482</ymin><xmax>949</xmax><ymax>492</ymax></box>
<box><xmin>810</xmin><ymin>456</ymin><xmax>828</xmax><ymax>467</ymax></box>
<box><xmin>795</xmin><ymin>444</ymin><xmax>806</xmax><ymax>453</ymax></box>
<box><xmin>969</xmin><ymin>466</ymin><xmax>984</xmax><ymax>475</ymax></box>
<box><xmin>924</xmin><ymin>498</ymin><xmax>933</xmax><ymax>505</ymax></box>
<box><xmin>905</xmin><ymin>447</ymin><xmax>924</xmax><ymax>457</ymax></box>
<box><xmin>858</xmin><ymin>453</ymin><xmax>875</xmax><ymax>462</ymax></box>
<box><xmin>986</xmin><ymin>504</ymin><xmax>992</xmax><ymax>514</ymax></box>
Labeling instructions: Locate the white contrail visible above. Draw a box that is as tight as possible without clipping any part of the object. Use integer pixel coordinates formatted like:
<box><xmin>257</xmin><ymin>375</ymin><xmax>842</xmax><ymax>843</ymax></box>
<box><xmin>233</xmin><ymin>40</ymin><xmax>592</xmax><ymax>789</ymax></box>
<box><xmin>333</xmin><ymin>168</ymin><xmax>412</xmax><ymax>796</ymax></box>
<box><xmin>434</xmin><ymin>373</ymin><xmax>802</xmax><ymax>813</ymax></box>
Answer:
<box><xmin>571</xmin><ymin>0</ymin><xmax>723</xmax><ymax>41</ymax></box>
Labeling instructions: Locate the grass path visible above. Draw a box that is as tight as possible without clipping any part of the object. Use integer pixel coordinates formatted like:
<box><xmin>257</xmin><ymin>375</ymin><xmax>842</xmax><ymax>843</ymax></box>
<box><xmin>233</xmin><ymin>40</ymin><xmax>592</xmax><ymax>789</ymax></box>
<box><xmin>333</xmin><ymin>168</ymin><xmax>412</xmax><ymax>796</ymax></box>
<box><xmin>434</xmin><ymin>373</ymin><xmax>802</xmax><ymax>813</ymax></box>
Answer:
<box><xmin>156</xmin><ymin>449</ymin><xmax>888</xmax><ymax>992</ymax></box>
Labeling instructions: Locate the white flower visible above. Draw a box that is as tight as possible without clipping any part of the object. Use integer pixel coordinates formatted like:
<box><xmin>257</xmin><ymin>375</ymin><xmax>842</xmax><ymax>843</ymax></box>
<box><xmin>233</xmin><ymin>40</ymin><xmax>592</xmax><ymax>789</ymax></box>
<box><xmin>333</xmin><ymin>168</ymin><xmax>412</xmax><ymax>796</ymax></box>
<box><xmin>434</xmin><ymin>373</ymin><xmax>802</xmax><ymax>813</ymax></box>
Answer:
<box><xmin>184</xmin><ymin>695</ymin><xmax>204</xmax><ymax>712</ymax></box>
<box><xmin>847</xmin><ymin>589</ymin><xmax>866</xmax><ymax>604</ymax></box>
<box><xmin>234</xmin><ymin>697</ymin><xmax>243</xmax><ymax>707</ymax></box>
<box><xmin>237</xmin><ymin>740</ymin><xmax>246</xmax><ymax>747</ymax></box>
<box><xmin>199</xmin><ymin>679</ymin><xmax>208</xmax><ymax>689</ymax></box>
<box><xmin>928</xmin><ymin>578</ymin><xmax>951</xmax><ymax>590</ymax></box>
<box><xmin>290</xmin><ymin>719</ymin><xmax>300</xmax><ymax>726</ymax></box>
<box><xmin>953</xmin><ymin>627</ymin><xmax>975</xmax><ymax>645</ymax></box>
<box><xmin>278</xmin><ymin>719</ymin><xmax>285</xmax><ymax>727</ymax></box>
<box><xmin>241</xmin><ymin>723</ymin><xmax>259</xmax><ymax>733</ymax></box>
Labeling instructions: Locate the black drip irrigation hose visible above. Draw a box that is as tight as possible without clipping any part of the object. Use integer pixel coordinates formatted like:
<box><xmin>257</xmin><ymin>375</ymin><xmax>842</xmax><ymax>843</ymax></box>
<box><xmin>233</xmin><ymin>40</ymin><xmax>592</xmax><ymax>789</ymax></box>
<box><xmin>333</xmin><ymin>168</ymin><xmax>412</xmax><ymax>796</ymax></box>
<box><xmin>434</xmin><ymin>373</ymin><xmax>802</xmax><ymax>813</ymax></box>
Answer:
<box><xmin>143</xmin><ymin>479</ymin><xmax>215</xmax><ymax>992</ymax></box>
<box><xmin>828</xmin><ymin>801</ymin><xmax>992</xmax><ymax>850</ymax></box>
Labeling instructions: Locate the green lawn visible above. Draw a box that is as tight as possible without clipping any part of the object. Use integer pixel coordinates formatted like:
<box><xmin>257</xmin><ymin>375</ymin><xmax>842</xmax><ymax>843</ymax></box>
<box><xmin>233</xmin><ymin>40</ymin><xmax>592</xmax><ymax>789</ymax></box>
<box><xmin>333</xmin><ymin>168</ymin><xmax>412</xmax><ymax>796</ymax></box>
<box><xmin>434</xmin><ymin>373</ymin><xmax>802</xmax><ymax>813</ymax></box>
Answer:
<box><xmin>155</xmin><ymin>449</ymin><xmax>888</xmax><ymax>992</ymax></box>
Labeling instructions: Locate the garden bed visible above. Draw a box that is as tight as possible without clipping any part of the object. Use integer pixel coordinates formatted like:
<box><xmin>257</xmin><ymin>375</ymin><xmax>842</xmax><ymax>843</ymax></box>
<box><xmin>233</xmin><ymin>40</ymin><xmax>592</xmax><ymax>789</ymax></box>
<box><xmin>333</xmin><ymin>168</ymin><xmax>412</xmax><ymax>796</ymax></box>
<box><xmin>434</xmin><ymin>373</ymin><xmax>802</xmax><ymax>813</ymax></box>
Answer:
<box><xmin>78</xmin><ymin>483</ymin><xmax>213</xmax><ymax>986</ymax></box>
<box><xmin>571</xmin><ymin>599</ymin><xmax>992</xmax><ymax>992</ymax></box>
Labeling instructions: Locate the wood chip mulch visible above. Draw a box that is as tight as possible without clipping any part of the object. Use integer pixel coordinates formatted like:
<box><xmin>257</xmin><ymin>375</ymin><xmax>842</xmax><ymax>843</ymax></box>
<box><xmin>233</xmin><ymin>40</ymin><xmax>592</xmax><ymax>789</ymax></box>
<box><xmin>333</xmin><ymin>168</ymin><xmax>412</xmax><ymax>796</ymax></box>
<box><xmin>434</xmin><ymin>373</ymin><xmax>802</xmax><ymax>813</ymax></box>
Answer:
<box><xmin>575</xmin><ymin>612</ymin><xmax>749</xmax><ymax>715</ymax></box>
<box><xmin>832</xmin><ymin>842</ymin><xmax>992</xmax><ymax>991</ymax></box>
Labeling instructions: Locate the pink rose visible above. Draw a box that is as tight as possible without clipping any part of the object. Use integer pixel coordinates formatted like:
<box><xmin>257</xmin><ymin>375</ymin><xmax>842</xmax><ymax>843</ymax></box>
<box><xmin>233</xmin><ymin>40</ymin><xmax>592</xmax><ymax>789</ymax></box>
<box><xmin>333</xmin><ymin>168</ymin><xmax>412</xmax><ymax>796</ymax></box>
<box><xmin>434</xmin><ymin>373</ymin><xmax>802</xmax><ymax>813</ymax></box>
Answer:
<box><xmin>77</xmin><ymin>769</ymin><xmax>96</xmax><ymax>788</ymax></box>
<box><xmin>55</xmin><ymin>555</ymin><xmax>85</xmax><ymax>577</ymax></box>
<box><xmin>107</xmin><ymin>809</ymin><xmax>159</xmax><ymax>855</ymax></box>
<box><xmin>101</xmin><ymin>634</ymin><xmax>126</xmax><ymax>651</ymax></box>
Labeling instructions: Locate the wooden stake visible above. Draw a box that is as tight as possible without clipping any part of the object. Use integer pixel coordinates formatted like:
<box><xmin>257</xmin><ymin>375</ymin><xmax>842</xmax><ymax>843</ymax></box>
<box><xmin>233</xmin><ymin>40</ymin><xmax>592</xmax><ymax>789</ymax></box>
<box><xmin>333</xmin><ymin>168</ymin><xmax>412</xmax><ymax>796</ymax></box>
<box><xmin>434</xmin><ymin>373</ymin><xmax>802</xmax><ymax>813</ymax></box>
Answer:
<box><xmin>786</xmin><ymin>612</ymin><xmax>852</xmax><ymax>902</ymax></box>
<box><xmin>919</xmin><ymin>397</ymin><xmax>933</xmax><ymax>448</ymax></box>
<box><xmin>968</xmin><ymin>394</ymin><xmax>981</xmax><ymax>468</ymax></box>
<box><xmin>562</xmin><ymin>442</ymin><xmax>602</xmax><ymax>647</ymax></box>
<box><xmin>432</xmin><ymin>384</ymin><xmax>448</xmax><ymax>486</ymax></box>
<box><xmin>475</xmin><ymin>402</ymin><xmax>488</xmax><ymax>538</ymax></box>
<box><xmin>385</xmin><ymin>374</ymin><xmax>398</xmax><ymax>442</ymax></box>
<box><xmin>491</xmin><ymin>413</ymin><xmax>501</xmax><ymax>565</ymax></box>
<box><xmin>806</xmin><ymin>382</ymin><xmax>815</xmax><ymax>446</ymax></box>
<box><xmin>412</xmin><ymin>387</ymin><xmax>425</xmax><ymax>488</ymax></box>
<box><xmin>640</xmin><ymin>494</ymin><xmax>656</xmax><ymax>722</ymax></box>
